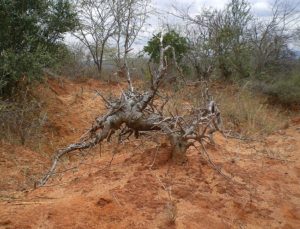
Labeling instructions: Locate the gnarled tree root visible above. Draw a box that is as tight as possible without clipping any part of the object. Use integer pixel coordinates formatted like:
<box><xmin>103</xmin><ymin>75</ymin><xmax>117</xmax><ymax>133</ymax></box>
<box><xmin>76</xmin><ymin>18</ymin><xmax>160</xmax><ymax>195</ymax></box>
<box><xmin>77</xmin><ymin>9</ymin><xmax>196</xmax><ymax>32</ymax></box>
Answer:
<box><xmin>36</xmin><ymin>32</ymin><xmax>222</xmax><ymax>187</ymax></box>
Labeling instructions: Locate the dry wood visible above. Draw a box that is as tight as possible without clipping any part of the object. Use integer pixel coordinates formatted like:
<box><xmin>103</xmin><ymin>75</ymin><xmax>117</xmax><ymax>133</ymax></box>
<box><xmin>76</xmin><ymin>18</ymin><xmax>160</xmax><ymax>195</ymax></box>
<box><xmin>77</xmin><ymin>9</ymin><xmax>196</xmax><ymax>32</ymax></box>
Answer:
<box><xmin>36</xmin><ymin>32</ymin><xmax>222</xmax><ymax>187</ymax></box>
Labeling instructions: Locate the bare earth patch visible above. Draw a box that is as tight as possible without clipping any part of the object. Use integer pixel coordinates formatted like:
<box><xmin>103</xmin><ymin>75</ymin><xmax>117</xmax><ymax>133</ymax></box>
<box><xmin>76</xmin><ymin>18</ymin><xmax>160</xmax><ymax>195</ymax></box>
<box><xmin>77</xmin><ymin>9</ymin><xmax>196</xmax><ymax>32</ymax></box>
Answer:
<box><xmin>0</xmin><ymin>79</ymin><xmax>299</xmax><ymax>229</ymax></box>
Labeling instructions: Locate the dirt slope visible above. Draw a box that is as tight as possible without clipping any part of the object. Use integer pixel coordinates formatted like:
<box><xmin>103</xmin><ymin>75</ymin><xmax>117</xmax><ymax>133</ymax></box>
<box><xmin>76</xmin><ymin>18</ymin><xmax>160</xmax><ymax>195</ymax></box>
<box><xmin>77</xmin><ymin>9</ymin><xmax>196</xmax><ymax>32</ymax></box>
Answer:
<box><xmin>0</xmin><ymin>79</ymin><xmax>299</xmax><ymax>229</ymax></box>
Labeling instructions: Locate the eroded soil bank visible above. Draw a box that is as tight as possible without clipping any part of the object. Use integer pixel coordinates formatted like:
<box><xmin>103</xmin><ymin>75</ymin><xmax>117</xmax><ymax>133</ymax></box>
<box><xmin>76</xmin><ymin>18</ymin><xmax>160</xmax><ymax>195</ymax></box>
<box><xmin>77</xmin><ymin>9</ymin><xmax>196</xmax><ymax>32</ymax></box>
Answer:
<box><xmin>1</xmin><ymin>79</ymin><xmax>299</xmax><ymax>229</ymax></box>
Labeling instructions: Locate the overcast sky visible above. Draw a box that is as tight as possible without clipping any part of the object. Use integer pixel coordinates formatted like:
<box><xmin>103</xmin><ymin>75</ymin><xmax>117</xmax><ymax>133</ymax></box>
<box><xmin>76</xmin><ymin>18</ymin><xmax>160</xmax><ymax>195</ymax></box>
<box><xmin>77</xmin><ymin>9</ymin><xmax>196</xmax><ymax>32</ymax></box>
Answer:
<box><xmin>130</xmin><ymin>0</ymin><xmax>300</xmax><ymax>51</ymax></box>
<box><xmin>66</xmin><ymin>0</ymin><xmax>300</xmax><ymax>52</ymax></box>
<box><xmin>153</xmin><ymin>0</ymin><xmax>275</xmax><ymax>15</ymax></box>
<box><xmin>152</xmin><ymin>0</ymin><xmax>284</xmax><ymax>26</ymax></box>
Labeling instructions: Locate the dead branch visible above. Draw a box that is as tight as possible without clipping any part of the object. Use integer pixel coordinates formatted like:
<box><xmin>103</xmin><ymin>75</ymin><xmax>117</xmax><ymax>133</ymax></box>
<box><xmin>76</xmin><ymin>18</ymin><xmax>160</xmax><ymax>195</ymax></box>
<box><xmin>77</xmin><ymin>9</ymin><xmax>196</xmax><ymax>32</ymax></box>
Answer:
<box><xmin>36</xmin><ymin>32</ymin><xmax>222</xmax><ymax>187</ymax></box>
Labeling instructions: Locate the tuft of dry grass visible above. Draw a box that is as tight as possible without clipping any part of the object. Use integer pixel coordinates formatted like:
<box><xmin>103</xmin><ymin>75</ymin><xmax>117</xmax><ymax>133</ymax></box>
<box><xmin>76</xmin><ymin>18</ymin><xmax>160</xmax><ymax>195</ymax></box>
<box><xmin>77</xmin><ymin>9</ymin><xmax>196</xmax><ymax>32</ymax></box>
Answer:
<box><xmin>165</xmin><ymin>200</ymin><xmax>177</xmax><ymax>225</ymax></box>
<box><xmin>160</xmin><ymin>80</ymin><xmax>288</xmax><ymax>138</ymax></box>
<box><xmin>214</xmin><ymin>85</ymin><xmax>287</xmax><ymax>137</ymax></box>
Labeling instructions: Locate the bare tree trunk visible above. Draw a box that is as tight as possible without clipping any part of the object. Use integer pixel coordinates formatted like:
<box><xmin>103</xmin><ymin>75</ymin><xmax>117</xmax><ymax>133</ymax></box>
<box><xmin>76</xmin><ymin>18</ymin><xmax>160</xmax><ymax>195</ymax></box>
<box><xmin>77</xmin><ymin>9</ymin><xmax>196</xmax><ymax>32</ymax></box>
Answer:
<box><xmin>95</xmin><ymin>62</ymin><xmax>101</xmax><ymax>78</ymax></box>
<box><xmin>98</xmin><ymin>46</ymin><xmax>105</xmax><ymax>78</ymax></box>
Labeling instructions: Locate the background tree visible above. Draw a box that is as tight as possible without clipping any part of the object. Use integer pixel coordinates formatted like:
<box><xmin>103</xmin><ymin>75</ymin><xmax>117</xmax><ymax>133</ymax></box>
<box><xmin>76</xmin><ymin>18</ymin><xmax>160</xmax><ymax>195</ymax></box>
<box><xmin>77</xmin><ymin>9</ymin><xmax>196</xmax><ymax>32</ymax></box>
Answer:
<box><xmin>0</xmin><ymin>0</ymin><xmax>77</xmax><ymax>95</ymax></box>
<box><xmin>172</xmin><ymin>0</ymin><xmax>300</xmax><ymax>105</ymax></box>
<box><xmin>249</xmin><ymin>0</ymin><xmax>299</xmax><ymax>76</ymax></box>
<box><xmin>72</xmin><ymin>0</ymin><xmax>116</xmax><ymax>77</ymax></box>
<box><xmin>215</xmin><ymin>0</ymin><xmax>252</xmax><ymax>79</ymax></box>
<box><xmin>112</xmin><ymin>0</ymin><xmax>151</xmax><ymax>91</ymax></box>
<box><xmin>175</xmin><ymin>0</ymin><xmax>252</xmax><ymax>80</ymax></box>
<box><xmin>183</xmin><ymin>22</ymin><xmax>213</xmax><ymax>80</ymax></box>
<box><xmin>112</xmin><ymin>0</ymin><xmax>150</xmax><ymax>68</ymax></box>
<box><xmin>144</xmin><ymin>30</ymin><xmax>188</xmax><ymax>64</ymax></box>
<box><xmin>73</xmin><ymin>0</ymin><xmax>151</xmax><ymax>79</ymax></box>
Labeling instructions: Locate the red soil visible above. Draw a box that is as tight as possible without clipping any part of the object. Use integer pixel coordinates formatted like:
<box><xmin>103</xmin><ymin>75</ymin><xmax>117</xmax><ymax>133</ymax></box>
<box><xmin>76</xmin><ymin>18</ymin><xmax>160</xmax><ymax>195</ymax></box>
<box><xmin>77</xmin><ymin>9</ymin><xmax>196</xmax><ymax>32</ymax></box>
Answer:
<box><xmin>0</xmin><ymin>78</ymin><xmax>299</xmax><ymax>229</ymax></box>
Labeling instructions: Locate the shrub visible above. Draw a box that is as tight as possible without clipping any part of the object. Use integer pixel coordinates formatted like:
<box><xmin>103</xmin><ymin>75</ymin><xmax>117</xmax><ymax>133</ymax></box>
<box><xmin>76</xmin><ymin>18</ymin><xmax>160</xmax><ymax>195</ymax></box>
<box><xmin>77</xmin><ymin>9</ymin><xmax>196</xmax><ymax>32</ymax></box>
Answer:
<box><xmin>265</xmin><ymin>72</ymin><xmax>300</xmax><ymax>106</ymax></box>
<box><xmin>0</xmin><ymin>86</ymin><xmax>47</xmax><ymax>146</ymax></box>
<box><xmin>0</xmin><ymin>0</ymin><xmax>77</xmax><ymax>95</ymax></box>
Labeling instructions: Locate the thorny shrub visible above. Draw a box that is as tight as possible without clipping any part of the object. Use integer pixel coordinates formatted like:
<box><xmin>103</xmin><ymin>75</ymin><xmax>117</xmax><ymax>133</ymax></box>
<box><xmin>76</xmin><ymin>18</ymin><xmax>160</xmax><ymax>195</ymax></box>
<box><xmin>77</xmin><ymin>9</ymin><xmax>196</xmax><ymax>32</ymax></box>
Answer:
<box><xmin>0</xmin><ymin>86</ymin><xmax>47</xmax><ymax>147</ymax></box>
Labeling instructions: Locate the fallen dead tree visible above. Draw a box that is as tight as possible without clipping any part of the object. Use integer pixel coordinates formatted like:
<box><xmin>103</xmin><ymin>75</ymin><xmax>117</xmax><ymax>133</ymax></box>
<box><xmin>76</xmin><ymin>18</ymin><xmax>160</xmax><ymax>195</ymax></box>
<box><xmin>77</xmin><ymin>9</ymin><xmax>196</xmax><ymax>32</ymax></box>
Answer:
<box><xmin>36</xmin><ymin>32</ymin><xmax>222</xmax><ymax>187</ymax></box>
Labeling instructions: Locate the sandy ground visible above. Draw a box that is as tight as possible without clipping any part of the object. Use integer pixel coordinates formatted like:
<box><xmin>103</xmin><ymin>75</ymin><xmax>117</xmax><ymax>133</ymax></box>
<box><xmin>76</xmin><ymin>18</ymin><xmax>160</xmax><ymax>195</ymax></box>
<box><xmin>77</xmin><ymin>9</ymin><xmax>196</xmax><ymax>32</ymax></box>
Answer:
<box><xmin>0</xmin><ymin>78</ymin><xmax>299</xmax><ymax>229</ymax></box>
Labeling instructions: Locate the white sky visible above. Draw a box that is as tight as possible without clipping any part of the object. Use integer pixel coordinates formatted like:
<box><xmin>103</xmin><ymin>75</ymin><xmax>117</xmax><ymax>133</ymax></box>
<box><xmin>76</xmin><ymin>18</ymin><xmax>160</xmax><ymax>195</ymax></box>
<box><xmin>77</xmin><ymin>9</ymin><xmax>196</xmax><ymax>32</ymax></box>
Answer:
<box><xmin>65</xmin><ymin>0</ymin><xmax>300</xmax><ymax>52</ymax></box>
<box><xmin>133</xmin><ymin>0</ymin><xmax>278</xmax><ymax>51</ymax></box>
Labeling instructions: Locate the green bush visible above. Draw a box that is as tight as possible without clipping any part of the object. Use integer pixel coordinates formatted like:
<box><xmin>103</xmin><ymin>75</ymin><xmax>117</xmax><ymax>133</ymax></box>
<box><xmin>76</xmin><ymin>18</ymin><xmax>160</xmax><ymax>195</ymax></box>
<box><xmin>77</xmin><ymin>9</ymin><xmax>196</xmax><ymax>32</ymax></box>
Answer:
<box><xmin>144</xmin><ymin>30</ymin><xmax>188</xmax><ymax>64</ymax></box>
<box><xmin>0</xmin><ymin>0</ymin><xmax>77</xmax><ymax>95</ymax></box>
<box><xmin>266</xmin><ymin>72</ymin><xmax>300</xmax><ymax>105</ymax></box>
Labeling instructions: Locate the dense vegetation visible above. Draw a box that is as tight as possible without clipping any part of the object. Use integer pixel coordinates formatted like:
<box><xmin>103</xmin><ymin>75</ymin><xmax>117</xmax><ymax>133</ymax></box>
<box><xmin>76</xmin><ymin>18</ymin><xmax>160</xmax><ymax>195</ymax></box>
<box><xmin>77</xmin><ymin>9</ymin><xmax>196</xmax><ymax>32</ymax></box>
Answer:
<box><xmin>0</xmin><ymin>0</ymin><xmax>77</xmax><ymax>145</ymax></box>
<box><xmin>0</xmin><ymin>0</ymin><xmax>77</xmax><ymax>95</ymax></box>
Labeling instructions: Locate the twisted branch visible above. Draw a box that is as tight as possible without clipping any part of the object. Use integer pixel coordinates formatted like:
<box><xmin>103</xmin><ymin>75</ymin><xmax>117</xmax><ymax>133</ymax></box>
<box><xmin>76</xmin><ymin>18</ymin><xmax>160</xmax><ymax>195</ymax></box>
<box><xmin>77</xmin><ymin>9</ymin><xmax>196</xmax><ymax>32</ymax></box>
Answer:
<box><xmin>36</xmin><ymin>32</ymin><xmax>222</xmax><ymax>187</ymax></box>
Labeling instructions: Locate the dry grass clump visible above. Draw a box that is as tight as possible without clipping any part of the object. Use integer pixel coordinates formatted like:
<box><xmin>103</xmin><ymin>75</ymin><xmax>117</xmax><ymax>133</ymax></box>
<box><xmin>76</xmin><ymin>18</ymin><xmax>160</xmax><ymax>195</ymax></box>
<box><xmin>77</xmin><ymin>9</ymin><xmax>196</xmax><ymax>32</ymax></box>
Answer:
<box><xmin>165</xmin><ymin>200</ymin><xmax>177</xmax><ymax>225</ymax></box>
<box><xmin>215</xmin><ymin>85</ymin><xmax>287</xmax><ymax>137</ymax></box>
<box><xmin>160</xmin><ymin>80</ymin><xmax>287</xmax><ymax>138</ymax></box>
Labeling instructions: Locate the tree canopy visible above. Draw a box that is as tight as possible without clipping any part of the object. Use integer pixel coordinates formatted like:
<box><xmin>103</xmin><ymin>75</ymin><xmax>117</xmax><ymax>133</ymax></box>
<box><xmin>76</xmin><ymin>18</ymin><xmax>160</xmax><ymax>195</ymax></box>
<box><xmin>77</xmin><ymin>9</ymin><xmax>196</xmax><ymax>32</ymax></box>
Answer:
<box><xmin>0</xmin><ymin>0</ymin><xmax>77</xmax><ymax>95</ymax></box>
<box><xmin>143</xmin><ymin>30</ymin><xmax>188</xmax><ymax>64</ymax></box>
